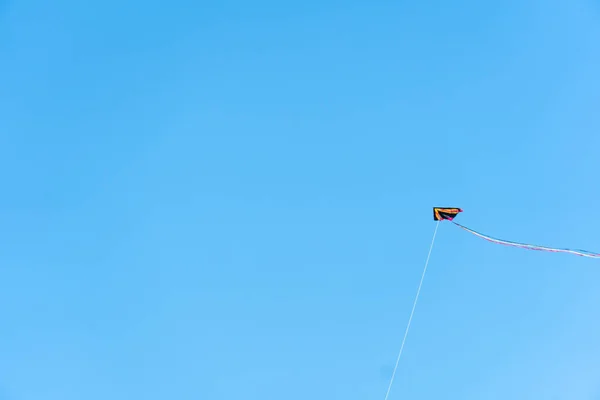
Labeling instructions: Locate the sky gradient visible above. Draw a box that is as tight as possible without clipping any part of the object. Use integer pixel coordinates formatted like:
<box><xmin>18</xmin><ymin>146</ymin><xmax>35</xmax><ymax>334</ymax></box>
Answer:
<box><xmin>1</xmin><ymin>0</ymin><xmax>600</xmax><ymax>399</ymax></box>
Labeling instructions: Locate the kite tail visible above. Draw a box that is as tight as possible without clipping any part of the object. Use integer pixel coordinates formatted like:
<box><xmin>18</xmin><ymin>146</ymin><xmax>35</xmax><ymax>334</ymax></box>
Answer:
<box><xmin>451</xmin><ymin>222</ymin><xmax>600</xmax><ymax>258</ymax></box>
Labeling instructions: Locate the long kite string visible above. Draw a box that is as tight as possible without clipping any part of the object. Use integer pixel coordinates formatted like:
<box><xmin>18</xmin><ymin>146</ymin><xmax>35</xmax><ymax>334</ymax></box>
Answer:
<box><xmin>383</xmin><ymin>221</ymin><xmax>440</xmax><ymax>400</ymax></box>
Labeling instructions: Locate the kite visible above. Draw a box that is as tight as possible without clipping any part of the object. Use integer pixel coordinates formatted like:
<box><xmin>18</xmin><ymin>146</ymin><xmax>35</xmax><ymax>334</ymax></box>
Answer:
<box><xmin>382</xmin><ymin>206</ymin><xmax>599</xmax><ymax>400</ymax></box>
<box><xmin>433</xmin><ymin>207</ymin><xmax>463</xmax><ymax>221</ymax></box>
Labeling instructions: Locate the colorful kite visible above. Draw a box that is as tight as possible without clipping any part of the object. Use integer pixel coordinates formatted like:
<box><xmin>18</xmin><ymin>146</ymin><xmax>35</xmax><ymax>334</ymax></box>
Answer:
<box><xmin>435</xmin><ymin>207</ymin><xmax>600</xmax><ymax>258</ymax></box>
<box><xmin>383</xmin><ymin>206</ymin><xmax>599</xmax><ymax>400</ymax></box>
<box><xmin>433</xmin><ymin>207</ymin><xmax>463</xmax><ymax>221</ymax></box>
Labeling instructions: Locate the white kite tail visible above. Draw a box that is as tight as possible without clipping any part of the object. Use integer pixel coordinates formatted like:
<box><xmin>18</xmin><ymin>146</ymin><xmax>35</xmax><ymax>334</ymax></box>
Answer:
<box><xmin>383</xmin><ymin>221</ymin><xmax>440</xmax><ymax>400</ymax></box>
<box><xmin>451</xmin><ymin>221</ymin><xmax>600</xmax><ymax>258</ymax></box>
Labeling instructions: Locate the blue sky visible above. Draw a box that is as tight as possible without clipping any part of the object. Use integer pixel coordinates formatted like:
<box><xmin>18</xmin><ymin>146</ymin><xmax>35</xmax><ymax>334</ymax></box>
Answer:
<box><xmin>1</xmin><ymin>0</ymin><xmax>600</xmax><ymax>398</ymax></box>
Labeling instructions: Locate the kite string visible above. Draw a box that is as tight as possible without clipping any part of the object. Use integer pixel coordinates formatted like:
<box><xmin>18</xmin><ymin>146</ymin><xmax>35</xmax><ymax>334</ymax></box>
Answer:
<box><xmin>383</xmin><ymin>221</ymin><xmax>440</xmax><ymax>400</ymax></box>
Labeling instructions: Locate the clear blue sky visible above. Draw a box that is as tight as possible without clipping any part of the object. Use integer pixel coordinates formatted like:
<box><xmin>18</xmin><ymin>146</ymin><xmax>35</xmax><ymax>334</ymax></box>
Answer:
<box><xmin>1</xmin><ymin>0</ymin><xmax>600</xmax><ymax>399</ymax></box>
